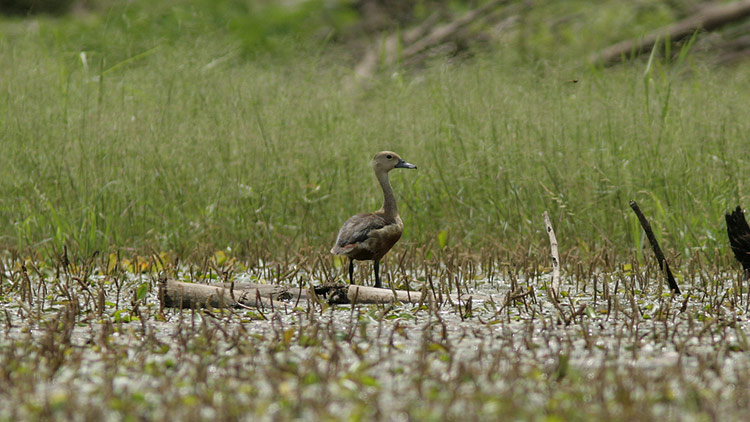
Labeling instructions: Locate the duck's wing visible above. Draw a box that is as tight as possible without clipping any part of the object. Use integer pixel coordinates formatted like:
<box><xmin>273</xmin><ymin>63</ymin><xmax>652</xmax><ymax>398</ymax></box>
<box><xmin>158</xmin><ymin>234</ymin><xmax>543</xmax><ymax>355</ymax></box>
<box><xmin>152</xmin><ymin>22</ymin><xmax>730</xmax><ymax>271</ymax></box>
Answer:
<box><xmin>333</xmin><ymin>213</ymin><xmax>389</xmax><ymax>248</ymax></box>
<box><xmin>726</xmin><ymin>206</ymin><xmax>750</xmax><ymax>272</ymax></box>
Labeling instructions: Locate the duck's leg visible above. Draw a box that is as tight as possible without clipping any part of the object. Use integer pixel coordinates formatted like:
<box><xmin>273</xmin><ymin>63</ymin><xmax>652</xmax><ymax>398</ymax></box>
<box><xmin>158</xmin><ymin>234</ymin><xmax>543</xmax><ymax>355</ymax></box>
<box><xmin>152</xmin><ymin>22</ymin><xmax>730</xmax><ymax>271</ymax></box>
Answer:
<box><xmin>349</xmin><ymin>258</ymin><xmax>355</xmax><ymax>284</ymax></box>
<box><xmin>374</xmin><ymin>260</ymin><xmax>382</xmax><ymax>289</ymax></box>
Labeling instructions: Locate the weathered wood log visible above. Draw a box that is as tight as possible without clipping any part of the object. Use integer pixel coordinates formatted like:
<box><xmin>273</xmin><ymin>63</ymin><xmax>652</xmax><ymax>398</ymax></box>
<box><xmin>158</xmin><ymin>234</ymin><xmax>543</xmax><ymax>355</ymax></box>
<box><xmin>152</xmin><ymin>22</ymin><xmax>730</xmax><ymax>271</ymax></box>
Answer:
<box><xmin>543</xmin><ymin>211</ymin><xmax>561</xmax><ymax>297</ymax></box>
<box><xmin>629</xmin><ymin>200</ymin><xmax>681</xmax><ymax>294</ymax></box>
<box><xmin>219</xmin><ymin>282</ymin><xmax>302</xmax><ymax>301</ymax></box>
<box><xmin>294</xmin><ymin>283</ymin><xmax>490</xmax><ymax>305</ymax></box>
<box><xmin>591</xmin><ymin>0</ymin><xmax>750</xmax><ymax>66</ymax></box>
<box><xmin>347</xmin><ymin>285</ymin><xmax>431</xmax><ymax>304</ymax></box>
<box><xmin>159</xmin><ymin>278</ymin><xmax>493</xmax><ymax>309</ymax></box>
<box><xmin>159</xmin><ymin>278</ymin><xmax>275</xmax><ymax>309</ymax></box>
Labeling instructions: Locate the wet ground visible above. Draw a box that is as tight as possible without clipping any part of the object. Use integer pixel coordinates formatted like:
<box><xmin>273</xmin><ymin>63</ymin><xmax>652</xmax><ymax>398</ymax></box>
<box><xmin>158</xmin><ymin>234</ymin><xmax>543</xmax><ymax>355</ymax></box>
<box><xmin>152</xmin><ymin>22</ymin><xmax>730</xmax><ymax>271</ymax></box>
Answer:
<box><xmin>1</xmin><ymin>265</ymin><xmax>749</xmax><ymax>421</ymax></box>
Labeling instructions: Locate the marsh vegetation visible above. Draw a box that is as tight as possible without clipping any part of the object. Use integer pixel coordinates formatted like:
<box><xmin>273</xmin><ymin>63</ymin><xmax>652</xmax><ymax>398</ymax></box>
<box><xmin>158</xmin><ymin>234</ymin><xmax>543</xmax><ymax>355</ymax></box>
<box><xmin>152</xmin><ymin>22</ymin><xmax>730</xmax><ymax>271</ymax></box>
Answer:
<box><xmin>2</xmin><ymin>0</ymin><xmax>750</xmax><ymax>420</ymax></box>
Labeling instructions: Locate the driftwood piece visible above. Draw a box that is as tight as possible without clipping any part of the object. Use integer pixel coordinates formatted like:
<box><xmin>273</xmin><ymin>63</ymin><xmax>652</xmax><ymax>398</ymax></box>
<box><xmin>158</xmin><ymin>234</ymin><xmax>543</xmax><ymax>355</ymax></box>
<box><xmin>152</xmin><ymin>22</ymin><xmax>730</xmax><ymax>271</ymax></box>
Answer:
<box><xmin>312</xmin><ymin>284</ymin><xmax>434</xmax><ymax>305</ymax></box>
<box><xmin>309</xmin><ymin>283</ymin><xmax>490</xmax><ymax>304</ymax></box>
<box><xmin>159</xmin><ymin>278</ymin><xmax>493</xmax><ymax>309</ymax></box>
<box><xmin>219</xmin><ymin>282</ymin><xmax>302</xmax><ymax>301</ymax></box>
<box><xmin>543</xmin><ymin>211</ymin><xmax>561</xmax><ymax>297</ymax></box>
<box><xmin>629</xmin><ymin>200</ymin><xmax>681</xmax><ymax>294</ymax></box>
<box><xmin>726</xmin><ymin>205</ymin><xmax>750</xmax><ymax>276</ymax></box>
<box><xmin>159</xmin><ymin>278</ymin><xmax>275</xmax><ymax>309</ymax></box>
<box><xmin>350</xmin><ymin>285</ymin><xmax>438</xmax><ymax>304</ymax></box>
<box><xmin>591</xmin><ymin>0</ymin><xmax>750</xmax><ymax>66</ymax></box>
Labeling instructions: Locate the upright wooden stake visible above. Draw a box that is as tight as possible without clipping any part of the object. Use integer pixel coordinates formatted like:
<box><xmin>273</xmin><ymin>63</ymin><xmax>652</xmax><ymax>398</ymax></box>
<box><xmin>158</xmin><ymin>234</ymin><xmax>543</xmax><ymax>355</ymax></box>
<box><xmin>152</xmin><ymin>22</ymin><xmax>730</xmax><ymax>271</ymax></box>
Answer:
<box><xmin>629</xmin><ymin>200</ymin><xmax>681</xmax><ymax>294</ymax></box>
<box><xmin>543</xmin><ymin>211</ymin><xmax>560</xmax><ymax>298</ymax></box>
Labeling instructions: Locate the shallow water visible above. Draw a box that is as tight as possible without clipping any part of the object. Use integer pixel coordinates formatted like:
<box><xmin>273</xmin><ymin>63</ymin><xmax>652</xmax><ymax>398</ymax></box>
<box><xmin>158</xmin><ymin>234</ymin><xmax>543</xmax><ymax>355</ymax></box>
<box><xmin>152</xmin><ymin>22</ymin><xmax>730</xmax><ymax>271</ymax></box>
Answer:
<box><xmin>1</xmin><ymin>267</ymin><xmax>749</xmax><ymax>420</ymax></box>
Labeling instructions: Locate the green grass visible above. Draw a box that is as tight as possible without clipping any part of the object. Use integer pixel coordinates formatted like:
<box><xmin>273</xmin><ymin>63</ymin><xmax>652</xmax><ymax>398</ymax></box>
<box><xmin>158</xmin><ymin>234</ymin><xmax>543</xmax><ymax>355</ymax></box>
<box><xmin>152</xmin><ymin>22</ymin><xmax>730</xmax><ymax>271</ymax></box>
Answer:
<box><xmin>1</xmin><ymin>3</ymin><xmax>750</xmax><ymax>268</ymax></box>
<box><xmin>4</xmin><ymin>4</ymin><xmax>750</xmax><ymax>420</ymax></box>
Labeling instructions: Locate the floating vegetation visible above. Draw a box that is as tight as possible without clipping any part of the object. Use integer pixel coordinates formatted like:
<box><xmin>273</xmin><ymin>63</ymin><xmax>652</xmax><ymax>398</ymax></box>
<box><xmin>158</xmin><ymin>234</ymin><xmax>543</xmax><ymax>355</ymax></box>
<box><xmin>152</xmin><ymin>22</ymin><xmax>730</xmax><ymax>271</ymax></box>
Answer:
<box><xmin>1</xmin><ymin>249</ymin><xmax>748</xmax><ymax>420</ymax></box>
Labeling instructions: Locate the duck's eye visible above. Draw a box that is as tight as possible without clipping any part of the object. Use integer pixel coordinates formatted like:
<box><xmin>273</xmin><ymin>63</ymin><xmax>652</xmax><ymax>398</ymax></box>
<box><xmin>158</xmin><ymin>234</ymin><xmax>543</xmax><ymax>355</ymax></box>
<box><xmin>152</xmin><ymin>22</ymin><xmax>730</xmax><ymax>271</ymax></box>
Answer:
<box><xmin>386</xmin><ymin>154</ymin><xmax>393</xmax><ymax>159</ymax></box>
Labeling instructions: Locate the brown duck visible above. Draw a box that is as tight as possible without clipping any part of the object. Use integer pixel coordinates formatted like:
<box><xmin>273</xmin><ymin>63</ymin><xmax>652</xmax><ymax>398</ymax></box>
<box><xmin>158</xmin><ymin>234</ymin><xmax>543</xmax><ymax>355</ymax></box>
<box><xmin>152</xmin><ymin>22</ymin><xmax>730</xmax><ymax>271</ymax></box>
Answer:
<box><xmin>331</xmin><ymin>151</ymin><xmax>417</xmax><ymax>288</ymax></box>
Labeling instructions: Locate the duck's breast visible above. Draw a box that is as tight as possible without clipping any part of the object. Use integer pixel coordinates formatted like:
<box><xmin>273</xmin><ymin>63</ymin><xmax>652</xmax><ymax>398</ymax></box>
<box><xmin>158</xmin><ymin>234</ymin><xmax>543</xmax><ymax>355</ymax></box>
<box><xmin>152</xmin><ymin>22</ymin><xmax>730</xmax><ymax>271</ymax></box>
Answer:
<box><xmin>365</xmin><ymin>215</ymin><xmax>403</xmax><ymax>260</ymax></box>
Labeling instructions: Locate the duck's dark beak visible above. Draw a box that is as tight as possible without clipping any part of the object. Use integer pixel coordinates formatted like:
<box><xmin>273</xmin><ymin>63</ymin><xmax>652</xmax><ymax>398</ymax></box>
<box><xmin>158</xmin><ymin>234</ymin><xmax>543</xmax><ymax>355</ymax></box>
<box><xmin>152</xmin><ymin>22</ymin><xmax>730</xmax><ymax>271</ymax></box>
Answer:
<box><xmin>395</xmin><ymin>159</ymin><xmax>417</xmax><ymax>169</ymax></box>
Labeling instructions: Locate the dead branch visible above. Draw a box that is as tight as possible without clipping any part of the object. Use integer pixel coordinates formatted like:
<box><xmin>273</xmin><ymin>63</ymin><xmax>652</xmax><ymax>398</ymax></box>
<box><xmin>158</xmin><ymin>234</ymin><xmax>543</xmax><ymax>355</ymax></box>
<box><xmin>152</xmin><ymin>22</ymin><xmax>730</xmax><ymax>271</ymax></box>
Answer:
<box><xmin>354</xmin><ymin>11</ymin><xmax>442</xmax><ymax>79</ymax></box>
<box><xmin>355</xmin><ymin>0</ymin><xmax>515</xmax><ymax>79</ymax></box>
<box><xmin>591</xmin><ymin>0</ymin><xmax>750</xmax><ymax>66</ymax></box>
<box><xmin>159</xmin><ymin>277</ymin><xmax>493</xmax><ymax>309</ymax></box>
<box><xmin>400</xmin><ymin>0</ymin><xmax>512</xmax><ymax>60</ymax></box>
<box><xmin>220</xmin><ymin>282</ymin><xmax>299</xmax><ymax>301</ymax></box>
<box><xmin>629</xmin><ymin>200</ymin><xmax>681</xmax><ymax>294</ymax></box>
<box><xmin>543</xmin><ymin>211</ymin><xmax>561</xmax><ymax>298</ymax></box>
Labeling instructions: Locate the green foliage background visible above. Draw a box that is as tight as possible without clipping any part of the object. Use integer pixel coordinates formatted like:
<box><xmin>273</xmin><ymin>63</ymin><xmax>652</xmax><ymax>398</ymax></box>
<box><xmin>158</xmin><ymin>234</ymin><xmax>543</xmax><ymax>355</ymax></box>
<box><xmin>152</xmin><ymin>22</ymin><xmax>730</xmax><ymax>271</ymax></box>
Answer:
<box><xmin>1</xmin><ymin>0</ymin><xmax>749</xmax><ymax>264</ymax></box>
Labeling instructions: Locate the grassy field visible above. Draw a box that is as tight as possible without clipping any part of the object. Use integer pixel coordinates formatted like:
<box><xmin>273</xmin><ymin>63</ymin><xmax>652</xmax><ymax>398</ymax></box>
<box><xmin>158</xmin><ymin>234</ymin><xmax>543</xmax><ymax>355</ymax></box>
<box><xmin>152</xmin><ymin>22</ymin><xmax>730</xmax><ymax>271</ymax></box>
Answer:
<box><xmin>3</xmin><ymin>1</ymin><xmax>750</xmax><ymax>420</ymax></box>
<box><xmin>2</xmin><ymin>3</ymin><xmax>750</xmax><ymax>267</ymax></box>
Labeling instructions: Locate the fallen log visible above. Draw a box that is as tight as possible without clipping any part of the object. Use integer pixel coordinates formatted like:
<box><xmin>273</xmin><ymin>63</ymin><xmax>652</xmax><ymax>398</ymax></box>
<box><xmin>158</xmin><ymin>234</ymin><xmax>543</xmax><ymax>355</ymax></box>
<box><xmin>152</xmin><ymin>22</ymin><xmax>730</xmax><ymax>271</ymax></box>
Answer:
<box><xmin>591</xmin><ymin>0</ymin><xmax>750</xmax><ymax>66</ymax></box>
<box><xmin>327</xmin><ymin>284</ymin><xmax>436</xmax><ymax>304</ymax></box>
<box><xmin>159</xmin><ymin>278</ymin><xmax>493</xmax><ymax>309</ymax></box>
<box><xmin>159</xmin><ymin>278</ymin><xmax>276</xmax><ymax>309</ymax></box>
<box><xmin>219</xmin><ymin>282</ymin><xmax>301</xmax><ymax>301</ymax></box>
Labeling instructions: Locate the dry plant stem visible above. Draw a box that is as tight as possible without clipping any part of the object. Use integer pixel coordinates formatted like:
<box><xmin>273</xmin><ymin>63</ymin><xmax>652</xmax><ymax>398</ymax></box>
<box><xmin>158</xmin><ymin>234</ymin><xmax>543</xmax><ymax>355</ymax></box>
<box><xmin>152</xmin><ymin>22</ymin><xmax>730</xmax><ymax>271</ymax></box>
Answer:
<box><xmin>592</xmin><ymin>0</ymin><xmax>750</xmax><ymax>65</ymax></box>
<box><xmin>543</xmin><ymin>211</ymin><xmax>561</xmax><ymax>298</ymax></box>
<box><xmin>629</xmin><ymin>200</ymin><xmax>681</xmax><ymax>294</ymax></box>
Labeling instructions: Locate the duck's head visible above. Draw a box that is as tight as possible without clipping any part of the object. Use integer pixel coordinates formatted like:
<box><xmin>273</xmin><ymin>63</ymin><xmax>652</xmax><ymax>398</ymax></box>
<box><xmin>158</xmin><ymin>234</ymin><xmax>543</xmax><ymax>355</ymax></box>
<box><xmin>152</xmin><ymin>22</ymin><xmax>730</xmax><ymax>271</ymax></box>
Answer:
<box><xmin>372</xmin><ymin>151</ymin><xmax>417</xmax><ymax>173</ymax></box>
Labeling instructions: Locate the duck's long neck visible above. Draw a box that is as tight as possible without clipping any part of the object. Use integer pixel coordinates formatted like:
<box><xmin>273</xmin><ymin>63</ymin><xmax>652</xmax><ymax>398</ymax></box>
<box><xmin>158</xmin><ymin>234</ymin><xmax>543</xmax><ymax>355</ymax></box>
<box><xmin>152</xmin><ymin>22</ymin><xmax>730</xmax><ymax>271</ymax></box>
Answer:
<box><xmin>376</xmin><ymin>170</ymin><xmax>398</xmax><ymax>218</ymax></box>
